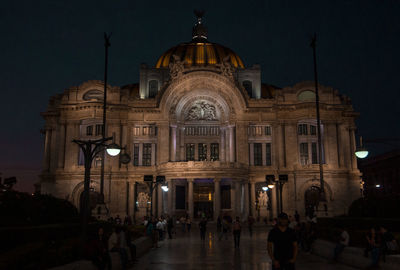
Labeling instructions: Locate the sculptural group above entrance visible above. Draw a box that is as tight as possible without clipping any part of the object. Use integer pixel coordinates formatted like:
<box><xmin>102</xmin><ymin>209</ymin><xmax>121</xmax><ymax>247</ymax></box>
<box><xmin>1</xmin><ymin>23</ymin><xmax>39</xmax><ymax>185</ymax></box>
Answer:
<box><xmin>185</xmin><ymin>100</ymin><xmax>218</xmax><ymax>121</ymax></box>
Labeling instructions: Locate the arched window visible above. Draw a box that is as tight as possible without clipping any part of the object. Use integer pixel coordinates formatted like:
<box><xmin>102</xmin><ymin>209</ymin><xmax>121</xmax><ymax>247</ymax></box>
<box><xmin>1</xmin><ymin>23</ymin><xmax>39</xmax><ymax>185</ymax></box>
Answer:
<box><xmin>298</xmin><ymin>90</ymin><xmax>316</xmax><ymax>101</ymax></box>
<box><xmin>242</xmin><ymin>80</ymin><xmax>252</xmax><ymax>97</ymax></box>
<box><xmin>148</xmin><ymin>80</ymin><xmax>159</xmax><ymax>98</ymax></box>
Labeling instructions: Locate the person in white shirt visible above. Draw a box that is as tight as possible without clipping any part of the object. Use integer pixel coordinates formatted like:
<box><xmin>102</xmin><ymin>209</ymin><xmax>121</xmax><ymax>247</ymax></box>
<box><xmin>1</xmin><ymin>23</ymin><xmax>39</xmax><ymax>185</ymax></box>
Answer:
<box><xmin>333</xmin><ymin>227</ymin><xmax>350</xmax><ymax>261</ymax></box>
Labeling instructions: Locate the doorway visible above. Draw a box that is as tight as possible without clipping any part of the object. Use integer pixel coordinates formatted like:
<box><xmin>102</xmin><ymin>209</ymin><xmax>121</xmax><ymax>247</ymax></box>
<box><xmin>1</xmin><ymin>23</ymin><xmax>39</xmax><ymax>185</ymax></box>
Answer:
<box><xmin>193</xmin><ymin>181</ymin><xmax>214</xmax><ymax>220</ymax></box>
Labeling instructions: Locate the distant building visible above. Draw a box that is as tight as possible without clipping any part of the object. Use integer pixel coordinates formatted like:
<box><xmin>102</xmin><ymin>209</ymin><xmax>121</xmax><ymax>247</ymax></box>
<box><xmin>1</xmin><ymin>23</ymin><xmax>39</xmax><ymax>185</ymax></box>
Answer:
<box><xmin>359</xmin><ymin>149</ymin><xmax>400</xmax><ymax>198</ymax></box>
<box><xmin>39</xmin><ymin>14</ymin><xmax>361</xmax><ymax>221</ymax></box>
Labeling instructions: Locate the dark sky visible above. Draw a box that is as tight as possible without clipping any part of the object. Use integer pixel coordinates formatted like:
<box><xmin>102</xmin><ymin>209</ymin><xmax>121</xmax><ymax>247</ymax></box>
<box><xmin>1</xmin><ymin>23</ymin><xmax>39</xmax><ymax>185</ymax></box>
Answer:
<box><xmin>1</xmin><ymin>0</ymin><xmax>399</xmax><ymax>193</ymax></box>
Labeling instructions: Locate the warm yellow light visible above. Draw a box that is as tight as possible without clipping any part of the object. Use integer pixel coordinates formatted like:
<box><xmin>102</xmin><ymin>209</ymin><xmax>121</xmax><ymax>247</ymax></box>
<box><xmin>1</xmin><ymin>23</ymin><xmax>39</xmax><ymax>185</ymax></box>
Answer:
<box><xmin>208</xmin><ymin>192</ymin><xmax>212</xmax><ymax>201</ymax></box>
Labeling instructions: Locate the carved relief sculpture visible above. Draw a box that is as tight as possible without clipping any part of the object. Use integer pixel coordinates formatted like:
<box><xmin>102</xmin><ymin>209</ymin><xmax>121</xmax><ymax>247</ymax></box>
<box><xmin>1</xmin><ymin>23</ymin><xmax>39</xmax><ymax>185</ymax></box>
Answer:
<box><xmin>137</xmin><ymin>192</ymin><xmax>149</xmax><ymax>208</ymax></box>
<box><xmin>185</xmin><ymin>100</ymin><xmax>218</xmax><ymax>121</ymax></box>
<box><xmin>258</xmin><ymin>191</ymin><xmax>268</xmax><ymax>207</ymax></box>
<box><xmin>169</xmin><ymin>54</ymin><xmax>185</xmax><ymax>80</ymax></box>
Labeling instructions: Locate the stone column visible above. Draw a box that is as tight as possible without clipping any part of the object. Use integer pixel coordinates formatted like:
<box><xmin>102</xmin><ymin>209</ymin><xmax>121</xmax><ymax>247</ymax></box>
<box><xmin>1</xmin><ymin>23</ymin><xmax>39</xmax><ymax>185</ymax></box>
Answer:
<box><xmin>249</xmin><ymin>143</ymin><xmax>254</xmax><ymax>165</ymax></box>
<box><xmin>180</xmin><ymin>127</ymin><xmax>185</xmax><ymax>161</ymax></box>
<box><xmin>157</xmin><ymin>184</ymin><xmax>163</xmax><ymax>217</ymax></box>
<box><xmin>220</xmin><ymin>128</ymin><xmax>226</xmax><ymax>162</ymax></box>
<box><xmin>129</xmin><ymin>180</ymin><xmax>136</xmax><ymax>217</ymax></box>
<box><xmin>271</xmin><ymin>185</ymin><xmax>278</xmax><ymax>218</ymax></box>
<box><xmin>229</xmin><ymin>126</ymin><xmax>235</xmax><ymax>162</ymax></box>
<box><xmin>262</xmin><ymin>143</ymin><xmax>267</xmax><ymax>166</ymax></box>
<box><xmin>57</xmin><ymin>123</ymin><xmax>66</xmax><ymax>169</ymax></box>
<box><xmin>230</xmin><ymin>182</ymin><xmax>236</xmax><ymax>216</ymax></box>
<box><xmin>243</xmin><ymin>181</ymin><xmax>249</xmax><ymax>219</ymax></box>
<box><xmin>170</xmin><ymin>125</ymin><xmax>177</xmax><ymax>161</ymax></box>
<box><xmin>151</xmin><ymin>143</ymin><xmax>156</xmax><ymax>166</ymax></box>
<box><xmin>42</xmin><ymin>127</ymin><xmax>51</xmax><ymax>172</ymax></box>
<box><xmin>214</xmin><ymin>178</ymin><xmax>221</xmax><ymax>221</ymax></box>
<box><xmin>250</xmin><ymin>181</ymin><xmax>256</xmax><ymax>217</ymax></box>
<box><xmin>225</xmin><ymin>127</ymin><xmax>230</xmax><ymax>162</ymax></box>
<box><xmin>188</xmin><ymin>179</ymin><xmax>194</xmax><ymax>219</ymax></box>
<box><xmin>138</xmin><ymin>143</ymin><xmax>143</xmax><ymax>166</ymax></box>
<box><xmin>157</xmin><ymin>122</ymin><xmax>169</xmax><ymax>164</ymax></box>
<box><xmin>349</xmin><ymin>127</ymin><xmax>357</xmax><ymax>170</ymax></box>
<box><xmin>235</xmin><ymin>181</ymin><xmax>241</xmax><ymax>218</ymax></box>
<box><xmin>64</xmin><ymin>122</ymin><xmax>79</xmax><ymax>170</ymax></box>
<box><xmin>167</xmin><ymin>178</ymin><xmax>173</xmax><ymax>215</ymax></box>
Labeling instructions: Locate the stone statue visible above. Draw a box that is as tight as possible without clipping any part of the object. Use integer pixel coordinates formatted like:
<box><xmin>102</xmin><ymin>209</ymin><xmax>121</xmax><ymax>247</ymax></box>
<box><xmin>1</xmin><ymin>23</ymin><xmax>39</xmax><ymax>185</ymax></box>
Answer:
<box><xmin>137</xmin><ymin>192</ymin><xmax>149</xmax><ymax>208</ymax></box>
<box><xmin>258</xmin><ymin>191</ymin><xmax>268</xmax><ymax>207</ymax></box>
<box><xmin>217</xmin><ymin>55</ymin><xmax>234</xmax><ymax>78</ymax></box>
<box><xmin>169</xmin><ymin>54</ymin><xmax>185</xmax><ymax>80</ymax></box>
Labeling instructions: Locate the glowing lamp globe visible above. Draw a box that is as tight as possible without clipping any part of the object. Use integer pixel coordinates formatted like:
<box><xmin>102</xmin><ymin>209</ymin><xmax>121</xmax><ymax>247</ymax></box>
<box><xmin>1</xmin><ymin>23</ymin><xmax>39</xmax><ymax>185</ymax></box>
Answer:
<box><xmin>355</xmin><ymin>149</ymin><xmax>369</xmax><ymax>159</ymax></box>
<box><xmin>106</xmin><ymin>143</ymin><xmax>121</xmax><ymax>156</ymax></box>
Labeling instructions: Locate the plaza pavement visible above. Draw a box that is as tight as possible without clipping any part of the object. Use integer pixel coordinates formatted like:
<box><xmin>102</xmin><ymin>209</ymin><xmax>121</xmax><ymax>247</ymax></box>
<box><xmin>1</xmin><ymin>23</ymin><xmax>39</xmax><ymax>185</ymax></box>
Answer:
<box><xmin>133</xmin><ymin>224</ymin><xmax>357</xmax><ymax>270</ymax></box>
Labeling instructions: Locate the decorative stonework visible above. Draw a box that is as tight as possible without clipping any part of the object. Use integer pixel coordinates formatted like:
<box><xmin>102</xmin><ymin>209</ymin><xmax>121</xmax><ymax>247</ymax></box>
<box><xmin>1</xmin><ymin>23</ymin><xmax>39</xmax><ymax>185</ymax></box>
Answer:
<box><xmin>185</xmin><ymin>100</ymin><xmax>218</xmax><ymax>121</ymax></box>
<box><xmin>137</xmin><ymin>192</ymin><xmax>150</xmax><ymax>208</ymax></box>
<box><xmin>258</xmin><ymin>190</ymin><xmax>268</xmax><ymax>207</ymax></box>
<box><xmin>217</xmin><ymin>55</ymin><xmax>235</xmax><ymax>79</ymax></box>
<box><xmin>169</xmin><ymin>55</ymin><xmax>185</xmax><ymax>80</ymax></box>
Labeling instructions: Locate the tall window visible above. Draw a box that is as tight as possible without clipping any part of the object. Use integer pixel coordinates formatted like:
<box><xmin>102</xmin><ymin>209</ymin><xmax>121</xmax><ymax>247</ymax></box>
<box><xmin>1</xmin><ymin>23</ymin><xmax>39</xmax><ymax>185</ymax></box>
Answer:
<box><xmin>311</xmin><ymin>142</ymin><xmax>318</xmax><ymax>164</ymax></box>
<box><xmin>198</xmin><ymin>143</ymin><xmax>207</xmax><ymax>161</ymax></box>
<box><xmin>86</xmin><ymin>125</ymin><xmax>93</xmax><ymax>136</ymax></box>
<box><xmin>133</xmin><ymin>144</ymin><xmax>139</xmax><ymax>166</ymax></box>
<box><xmin>95</xmin><ymin>124</ymin><xmax>103</xmax><ymax>136</ymax></box>
<box><xmin>298</xmin><ymin>124</ymin><xmax>308</xmax><ymax>135</ymax></box>
<box><xmin>265</xmin><ymin>126</ymin><xmax>271</xmax><ymax>136</ymax></box>
<box><xmin>300</xmin><ymin>143</ymin><xmax>309</xmax><ymax>165</ymax></box>
<box><xmin>266</xmin><ymin>143</ymin><xmax>272</xmax><ymax>166</ymax></box>
<box><xmin>142</xmin><ymin>143</ymin><xmax>152</xmax><ymax>166</ymax></box>
<box><xmin>148</xmin><ymin>80</ymin><xmax>158</xmax><ymax>98</ymax></box>
<box><xmin>211</xmin><ymin>143</ymin><xmax>219</xmax><ymax>161</ymax></box>
<box><xmin>186</xmin><ymin>144</ymin><xmax>195</xmax><ymax>161</ymax></box>
<box><xmin>243</xmin><ymin>80</ymin><xmax>252</xmax><ymax>97</ymax></box>
<box><xmin>310</xmin><ymin>125</ymin><xmax>317</xmax><ymax>135</ymax></box>
<box><xmin>254</xmin><ymin>143</ymin><xmax>262</xmax><ymax>166</ymax></box>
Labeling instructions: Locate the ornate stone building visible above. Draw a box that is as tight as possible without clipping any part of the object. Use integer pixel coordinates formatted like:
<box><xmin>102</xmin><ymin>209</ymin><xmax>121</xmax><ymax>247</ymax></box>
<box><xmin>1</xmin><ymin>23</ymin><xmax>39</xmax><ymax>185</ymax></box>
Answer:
<box><xmin>40</xmin><ymin>15</ymin><xmax>361</xmax><ymax>221</ymax></box>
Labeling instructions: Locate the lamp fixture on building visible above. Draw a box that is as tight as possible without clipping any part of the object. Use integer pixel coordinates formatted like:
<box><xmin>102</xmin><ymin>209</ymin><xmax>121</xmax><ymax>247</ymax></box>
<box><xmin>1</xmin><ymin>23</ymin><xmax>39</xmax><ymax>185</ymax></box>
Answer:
<box><xmin>355</xmin><ymin>136</ymin><xmax>369</xmax><ymax>159</ymax></box>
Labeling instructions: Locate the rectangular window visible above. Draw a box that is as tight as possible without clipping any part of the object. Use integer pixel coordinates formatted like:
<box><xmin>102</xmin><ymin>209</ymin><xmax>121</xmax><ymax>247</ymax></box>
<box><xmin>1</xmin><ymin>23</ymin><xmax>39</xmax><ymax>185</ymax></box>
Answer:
<box><xmin>211</xmin><ymin>143</ymin><xmax>219</xmax><ymax>161</ymax></box>
<box><xmin>298</xmin><ymin>124</ymin><xmax>308</xmax><ymax>135</ymax></box>
<box><xmin>95</xmin><ymin>124</ymin><xmax>103</xmax><ymax>136</ymax></box>
<box><xmin>133</xmin><ymin>144</ymin><xmax>139</xmax><ymax>166</ymax></box>
<box><xmin>312</xmin><ymin>142</ymin><xmax>318</xmax><ymax>164</ymax></box>
<box><xmin>254</xmin><ymin>143</ymin><xmax>262</xmax><ymax>166</ymax></box>
<box><xmin>142</xmin><ymin>143</ymin><xmax>152</xmax><ymax>166</ymax></box>
<box><xmin>198</xmin><ymin>143</ymin><xmax>207</xmax><ymax>161</ymax></box>
<box><xmin>266</xmin><ymin>143</ymin><xmax>272</xmax><ymax>166</ymax></box>
<box><xmin>221</xmin><ymin>185</ymin><xmax>231</xmax><ymax>209</ymax></box>
<box><xmin>186</xmin><ymin>143</ymin><xmax>195</xmax><ymax>161</ymax></box>
<box><xmin>86</xmin><ymin>125</ymin><xmax>93</xmax><ymax>136</ymax></box>
<box><xmin>300</xmin><ymin>142</ymin><xmax>309</xmax><ymax>165</ymax></box>
<box><xmin>133</xmin><ymin>127</ymin><xmax>140</xmax><ymax>136</ymax></box>
<box><xmin>265</xmin><ymin>126</ymin><xmax>271</xmax><ymax>136</ymax></box>
<box><xmin>310</xmin><ymin>125</ymin><xmax>316</xmax><ymax>135</ymax></box>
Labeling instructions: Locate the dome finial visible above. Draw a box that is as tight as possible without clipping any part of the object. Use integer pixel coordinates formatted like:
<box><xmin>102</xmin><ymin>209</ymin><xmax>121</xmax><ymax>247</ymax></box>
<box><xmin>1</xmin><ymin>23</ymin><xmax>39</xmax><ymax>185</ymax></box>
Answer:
<box><xmin>192</xmin><ymin>9</ymin><xmax>207</xmax><ymax>42</ymax></box>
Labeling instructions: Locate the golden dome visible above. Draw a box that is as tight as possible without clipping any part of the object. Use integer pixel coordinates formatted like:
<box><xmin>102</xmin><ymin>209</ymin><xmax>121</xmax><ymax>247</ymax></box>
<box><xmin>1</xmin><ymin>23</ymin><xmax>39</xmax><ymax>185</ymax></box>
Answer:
<box><xmin>155</xmin><ymin>42</ymin><xmax>244</xmax><ymax>69</ymax></box>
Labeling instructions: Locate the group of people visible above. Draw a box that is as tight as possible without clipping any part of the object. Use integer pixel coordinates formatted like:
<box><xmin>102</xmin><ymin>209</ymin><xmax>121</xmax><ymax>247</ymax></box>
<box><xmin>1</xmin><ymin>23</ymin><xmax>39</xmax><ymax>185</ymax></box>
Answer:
<box><xmin>86</xmin><ymin>225</ymin><xmax>136</xmax><ymax>270</ymax></box>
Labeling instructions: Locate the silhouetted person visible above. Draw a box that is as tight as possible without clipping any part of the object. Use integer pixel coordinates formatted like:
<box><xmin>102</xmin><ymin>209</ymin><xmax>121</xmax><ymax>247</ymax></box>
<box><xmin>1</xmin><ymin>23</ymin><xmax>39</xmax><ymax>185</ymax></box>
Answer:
<box><xmin>267</xmin><ymin>213</ymin><xmax>298</xmax><ymax>270</ymax></box>
<box><xmin>199</xmin><ymin>218</ymin><xmax>207</xmax><ymax>241</ymax></box>
<box><xmin>248</xmin><ymin>215</ymin><xmax>255</xmax><ymax>237</ymax></box>
<box><xmin>233</xmin><ymin>216</ymin><xmax>242</xmax><ymax>248</ymax></box>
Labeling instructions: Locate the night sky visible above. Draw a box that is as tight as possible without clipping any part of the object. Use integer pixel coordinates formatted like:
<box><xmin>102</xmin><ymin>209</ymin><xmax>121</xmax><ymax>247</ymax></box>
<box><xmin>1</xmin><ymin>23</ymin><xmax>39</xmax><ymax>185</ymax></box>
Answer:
<box><xmin>1</xmin><ymin>0</ymin><xmax>399</xmax><ymax>193</ymax></box>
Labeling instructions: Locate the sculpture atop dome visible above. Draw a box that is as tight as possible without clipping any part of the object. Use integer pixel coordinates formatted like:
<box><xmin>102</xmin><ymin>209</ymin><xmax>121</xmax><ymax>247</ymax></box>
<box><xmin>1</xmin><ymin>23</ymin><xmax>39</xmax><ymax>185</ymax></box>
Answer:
<box><xmin>192</xmin><ymin>10</ymin><xmax>207</xmax><ymax>42</ymax></box>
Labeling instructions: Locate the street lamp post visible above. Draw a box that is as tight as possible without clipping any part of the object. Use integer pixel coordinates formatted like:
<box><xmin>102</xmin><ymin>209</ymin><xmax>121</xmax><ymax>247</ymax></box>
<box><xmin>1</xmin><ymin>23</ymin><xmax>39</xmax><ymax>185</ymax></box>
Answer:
<box><xmin>73</xmin><ymin>137</ymin><xmax>113</xmax><ymax>243</ymax></box>
<box><xmin>144</xmin><ymin>175</ymin><xmax>166</xmax><ymax>217</ymax></box>
<box><xmin>266</xmin><ymin>174</ymin><xmax>288</xmax><ymax>214</ymax></box>
<box><xmin>310</xmin><ymin>33</ymin><xmax>326</xmax><ymax>202</ymax></box>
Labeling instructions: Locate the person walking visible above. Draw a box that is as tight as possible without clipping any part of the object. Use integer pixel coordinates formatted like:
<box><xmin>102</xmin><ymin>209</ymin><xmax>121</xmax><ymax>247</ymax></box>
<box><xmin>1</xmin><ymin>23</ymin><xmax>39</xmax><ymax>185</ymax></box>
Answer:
<box><xmin>199</xmin><ymin>217</ymin><xmax>207</xmax><ymax>241</ymax></box>
<box><xmin>186</xmin><ymin>217</ymin><xmax>192</xmax><ymax>233</ymax></box>
<box><xmin>167</xmin><ymin>216</ymin><xmax>174</xmax><ymax>239</ymax></box>
<box><xmin>248</xmin><ymin>215</ymin><xmax>255</xmax><ymax>237</ymax></box>
<box><xmin>267</xmin><ymin>213</ymin><xmax>298</xmax><ymax>270</ymax></box>
<box><xmin>333</xmin><ymin>227</ymin><xmax>350</xmax><ymax>262</ymax></box>
<box><xmin>233</xmin><ymin>216</ymin><xmax>242</xmax><ymax>248</ymax></box>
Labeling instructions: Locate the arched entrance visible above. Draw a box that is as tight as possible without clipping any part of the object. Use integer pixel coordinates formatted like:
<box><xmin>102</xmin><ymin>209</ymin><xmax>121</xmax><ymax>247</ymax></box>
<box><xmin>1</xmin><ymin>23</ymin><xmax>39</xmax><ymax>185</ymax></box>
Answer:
<box><xmin>304</xmin><ymin>186</ymin><xmax>321</xmax><ymax>217</ymax></box>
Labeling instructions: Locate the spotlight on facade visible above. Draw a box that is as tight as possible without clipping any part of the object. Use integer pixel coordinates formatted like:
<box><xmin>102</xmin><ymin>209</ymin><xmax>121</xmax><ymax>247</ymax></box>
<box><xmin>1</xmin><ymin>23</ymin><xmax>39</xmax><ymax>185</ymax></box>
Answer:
<box><xmin>267</xmin><ymin>184</ymin><xmax>275</xmax><ymax>189</ymax></box>
<box><xmin>375</xmin><ymin>184</ymin><xmax>381</xmax><ymax>188</ymax></box>
<box><xmin>161</xmin><ymin>185</ymin><xmax>169</xmax><ymax>192</ymax></box>
<box><xmin>262</xmin><ymin>186</ymin><xmax>269</xmax><ymax>191</ymax></box>
<box><xmin>355</xmin><ymin>148</ymin><xmax>369</xmax><ymax>159</ymax></box>
<box><xmin>106</xmin><ymin>143</ymin><xmax>121</xmax><ymax>156</ymax></box>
